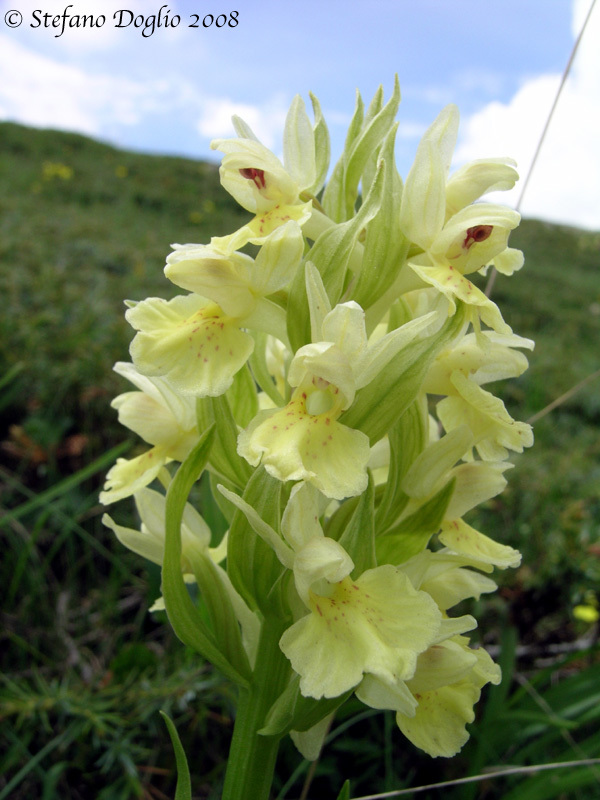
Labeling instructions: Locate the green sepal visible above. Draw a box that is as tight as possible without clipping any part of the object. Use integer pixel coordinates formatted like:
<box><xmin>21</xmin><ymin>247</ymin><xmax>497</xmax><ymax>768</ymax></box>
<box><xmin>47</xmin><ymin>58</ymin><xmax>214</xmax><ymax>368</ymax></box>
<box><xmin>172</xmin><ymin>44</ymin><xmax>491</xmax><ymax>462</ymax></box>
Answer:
<box><xmin>352</xmin><ymin>123</ymin><xmax>408</xmax><ymax>310</ymax></box>
<box><xmin>374</xmin><ymin>397</ymin><xmax>428</xmax><ymax>534</ymax></box>
<box><xmin>338</xmin><ymin>470</ymin><xmax>376</xmax><ymax>576</ymax></box>
<box><xmin>162</xmin><ymin>426</ymin><xmax>251</xmax><ymax>687</ymax></box>
<box><xmin>376</xmin><ymin>477</ymin><xmax>456</xmax><ymax>564</ymax></box>
<box><xmin>260</xmin><ymin>674</ymin><xmax>352</xmax><ymax>736</ymax></box>
<box><xmin>196</xmin><ymin>395</ymin><xmax>252</xmax><ymax>489</ymax></box>
<box><xmin>248</xmin><ymin>330</ymin><xmax>286</xmax><ymax>407</ymax></box>
<box><xmin>188</xmin><ymin>551</ymin><xmax>251</xmax><ymax>683</ymax></box>
<box><xmin>227</xmin><ymin>364</ymin><xmax>259</xmax><ymax>428</ymax></box>
<box><xmin>159</xmin><ymin>711</ymin><xmax>192</xmax><ymax>800</ymax></box>
<box><xmin>340</xmin><ymin>303</ymin><xmax>467</xmax><ymax>444</ymax></box>
<box><xmin>224</xmin><ymin>467</ymin><xmax>287</xmax><ymax>617</ymax></box>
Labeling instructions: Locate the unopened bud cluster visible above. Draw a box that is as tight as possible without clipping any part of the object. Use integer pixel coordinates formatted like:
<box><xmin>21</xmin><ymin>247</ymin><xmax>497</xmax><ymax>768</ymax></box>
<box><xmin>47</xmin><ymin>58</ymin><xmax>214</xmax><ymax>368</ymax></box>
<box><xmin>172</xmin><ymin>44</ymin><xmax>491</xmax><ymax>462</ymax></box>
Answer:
<box><xmin>102</xmin><ymin>77</ymin><xmax>532</xmax><ymax>760</ymax></box>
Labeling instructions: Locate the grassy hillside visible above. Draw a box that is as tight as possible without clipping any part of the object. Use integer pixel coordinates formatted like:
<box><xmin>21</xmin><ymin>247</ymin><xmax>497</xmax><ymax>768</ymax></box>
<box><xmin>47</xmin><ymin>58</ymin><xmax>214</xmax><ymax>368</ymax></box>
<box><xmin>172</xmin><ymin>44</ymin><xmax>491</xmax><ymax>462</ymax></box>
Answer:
<box><xmin>0</xmin><ymin>121</ymin><xmax>248</xmax><ymax>464</ymax></box>
<box><xmin>1</xmin><ymin>121</ymin><xmax>599</xmax><ymax>799</ymax></box>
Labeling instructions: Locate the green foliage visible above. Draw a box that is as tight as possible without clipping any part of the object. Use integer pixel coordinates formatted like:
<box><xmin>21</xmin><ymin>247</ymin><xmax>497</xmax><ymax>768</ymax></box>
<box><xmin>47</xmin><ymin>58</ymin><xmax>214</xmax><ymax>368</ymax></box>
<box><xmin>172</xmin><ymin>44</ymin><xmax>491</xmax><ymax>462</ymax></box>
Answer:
<box><xmin>468</xmin><ymin>219</ymin><xmax>600</xmax><ymax>636</ymax></box>
<box><xmin>0</xmin><ymin>120</ymin><xmax>247</xmax><ymax>460</ymax></box>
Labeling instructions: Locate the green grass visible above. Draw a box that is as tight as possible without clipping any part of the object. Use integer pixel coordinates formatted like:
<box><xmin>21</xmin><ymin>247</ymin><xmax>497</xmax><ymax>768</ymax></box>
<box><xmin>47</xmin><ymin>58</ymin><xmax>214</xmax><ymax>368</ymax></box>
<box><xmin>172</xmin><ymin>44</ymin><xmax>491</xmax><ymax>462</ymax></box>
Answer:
<box><xmin>0</xmin><ymin>121</ymin><xmax>248</xmax><ymax>465</ymax></box>
<box><xmin>1</xmin><ymin>121</ymin><xmax>600</xmax><ymax>799</ymax></box>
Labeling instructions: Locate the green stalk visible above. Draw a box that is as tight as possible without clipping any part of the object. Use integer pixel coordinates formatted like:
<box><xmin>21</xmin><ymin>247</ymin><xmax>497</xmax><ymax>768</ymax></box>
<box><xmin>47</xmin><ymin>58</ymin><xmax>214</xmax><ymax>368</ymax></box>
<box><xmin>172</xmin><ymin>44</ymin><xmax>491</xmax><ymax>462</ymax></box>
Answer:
<box><xmin>222</xmin><ymin>619</ymin><xmax>291</xmax><ymax>800</ymax></box>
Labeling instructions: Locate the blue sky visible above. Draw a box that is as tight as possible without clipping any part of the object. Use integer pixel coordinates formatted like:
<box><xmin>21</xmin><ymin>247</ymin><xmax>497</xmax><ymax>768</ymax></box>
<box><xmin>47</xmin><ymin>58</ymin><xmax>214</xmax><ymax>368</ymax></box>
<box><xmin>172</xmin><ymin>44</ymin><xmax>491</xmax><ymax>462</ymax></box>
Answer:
<box><xmin>1</xmin><ymin>0</ymin><xmax>598</xmax><ymax>227</ymax></box>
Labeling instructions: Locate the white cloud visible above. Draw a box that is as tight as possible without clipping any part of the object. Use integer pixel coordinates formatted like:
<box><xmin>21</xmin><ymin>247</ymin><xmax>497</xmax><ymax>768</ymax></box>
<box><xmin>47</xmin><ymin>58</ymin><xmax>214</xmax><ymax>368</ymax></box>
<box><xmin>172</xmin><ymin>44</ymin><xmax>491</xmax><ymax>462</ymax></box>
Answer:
<box><xmin>0</xmin><ymin>34</ymin><xmax>170</xmax><ymax>135</ymax></box>
<box><xmin>455</xmin><ymin>0</ymin><xmax>600</xmax><ymax>230</ymax></box>
<box><xmin>196</xmin><ymin>97</ymin><xmax>289</xmax><ymax>151</ymax></box>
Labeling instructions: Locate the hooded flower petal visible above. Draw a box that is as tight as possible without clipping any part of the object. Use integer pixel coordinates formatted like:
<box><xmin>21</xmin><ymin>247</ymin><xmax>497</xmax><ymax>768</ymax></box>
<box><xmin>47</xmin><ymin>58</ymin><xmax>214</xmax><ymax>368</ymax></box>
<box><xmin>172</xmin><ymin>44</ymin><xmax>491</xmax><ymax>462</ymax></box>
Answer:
<box><xmin>444</xmin><ymin>158</ymin><xmax>519</xmax><ymax>219</ymax></box>
<box><xmin>211</xmin><ymin>137</ymin><xmax>300</xmax><ymax>214</ymax></box>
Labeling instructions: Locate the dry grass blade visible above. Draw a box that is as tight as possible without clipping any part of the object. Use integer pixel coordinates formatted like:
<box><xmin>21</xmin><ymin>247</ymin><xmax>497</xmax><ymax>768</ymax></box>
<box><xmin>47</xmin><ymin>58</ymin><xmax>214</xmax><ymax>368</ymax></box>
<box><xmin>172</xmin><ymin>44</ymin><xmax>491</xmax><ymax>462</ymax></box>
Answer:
<box><xmin>485</xmin><ymin>0</ymin><xmax>598</xmax><ymax>299</ymax></box>
<box><xmin>350</xmin><ymin>758</ymin><xmax>600</xmax><ymax>800</ymax></box>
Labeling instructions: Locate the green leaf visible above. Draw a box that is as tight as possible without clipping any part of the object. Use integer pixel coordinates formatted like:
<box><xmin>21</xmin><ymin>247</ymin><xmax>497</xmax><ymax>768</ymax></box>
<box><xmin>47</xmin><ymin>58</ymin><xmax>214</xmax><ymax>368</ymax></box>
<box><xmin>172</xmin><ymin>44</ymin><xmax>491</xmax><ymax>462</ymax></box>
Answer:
<box><xmin>260</xmin><ymin>674</ymin><xmax>352</xmax><ymax>737</ymax></box>
<box><xmin>308</xmin><ymin>91</ymin><xmax>331</xmax><ymax>196</ymax></box>
<box><xmin>336</xmin><ymin>779</ymin><xmax>352</xmax><ymax>800</ymax></box>
<box><xmin>343</xmin><ymin>76</ymin><xmax>400</xmax><ymax>219</ymax></box>
<box><xmin>196</xmin><ymin>395</ymin><xmax>252</xmax><ymax>489</ymax></box>
<box><xmin>376</xmin><ymin>478</ymin><xmax>455</xmax><ymax>564</ymax></box>
<box><xmin>311</xmin><ymin>161</ymin><xmax>385</xmax><ymax>306</ymax></box>
<box><xmin>189</xmin><ymin>552</ymin><xmax>250</xmax><ymax>682</ymax></box>
<box><xmin>324</xmin><ymin>495</ymin><xmax>361</xmax><ymax>542</ymax></box>
<box><xmin>283</xmin><ymin>94</ymin><xmax>316</xmax><ymax>191</ymax></box>
<box><xmin>227</xmin><ymin>364</ymin><xmax>259</xmax><ymax>428</ymax></box>
<box><xmin>352</xmin><ymin>123</ymin><xmax>408</xmax><ymax>310</ymax></box>
<box><xmin>338</xmin><ymin>471</ymin><xmax>376</xmax><ymax>576</ymax></box>
<box><xmin>160</xmin><ymin>711</ymin><xmax>192</xmax><ymax>800</ymax></box>
<box><xmin>224</xmin><ymin>467</ymin><xmax>287</xmax><ymax>617</ymax></box>
<box><xmin>375</xmin><ymin>397</ymin><xmax>427</xmax><ymax>534</ymax></box>
<box><xmin>341</xmin><ymin>303</ymin><xmax>467</xmax><ymax>443</ymax></box>
<box><xmin>249</xmin><ymin>330</ymin><xmax>286</xmax><ymax>407</ymax></box>
<box><xmin>322</xmin><ymin>90</ymin><xmax>364</xmax><ymax>221</ymax></box>
<box><xmin>162</xmin><ymin>426</ymin><xmax>251</xmax><ymax>686</ymax></box>
<box><xmin>286</xmin><ymin>254</ymin><xmax>312</xmax><ymax>353</ymax></box>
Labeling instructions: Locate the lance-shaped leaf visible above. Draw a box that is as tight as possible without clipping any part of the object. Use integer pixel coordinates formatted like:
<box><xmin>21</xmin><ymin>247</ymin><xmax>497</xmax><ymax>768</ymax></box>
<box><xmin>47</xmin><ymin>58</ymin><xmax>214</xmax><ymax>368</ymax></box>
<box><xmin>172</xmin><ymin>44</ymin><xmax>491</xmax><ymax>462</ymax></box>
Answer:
<box><xmin>374</xmin><ymin>397</ymin><xmax>428</xmax><ymax>535</ymax></box>
<box><xmin>160</xmin><ymin>712</ymin><xmax>192</xmax><ymax>800</ymax></box>
<box><xmin>342</xmin><ymin>75</ymin><xmax>401</xmax><ymax>220</ymax></box>
<box><xmin>311</xmin><ymin>161</ymin><xmax>385</xmax><ymax>304</ymax></box>
<box><xmin>338</xmin><ymin>471</ymin><xmax>376</xmax><ymax>576</ymax></box>
<box><xmin>376</xmin><ymin>478</ymin><xmax>456</xmax><ymax>565</ymax></box>
<box><xmin>340</xmin><ymin>304</ymin><xmax>466</xmax><ymax>444</ymax></box>
<box><xmin>399</xmin><ymin>104</ymin><xmax>459</xmax><ymax>250</ymax></box>
<box><xmin>352</xmin><ymin>123</ymin><xmax>408</xmax><ymax>310</ymax></box>
<box><xmin>226</xmin><ymin>363</ymin><xmax>259</xmax><ymax>429</ymax></box>
<box><xmin>308</xmin><ymin>91</ymin><xmax>330</xmax><ymax>196</ymax></box>
<box><xmin>162</xmin><ymin>426</ymin><xmax>252</xmax><ymax>686</ymax></box>
<box><xmin>195</xmin><ymin>395</ymin><xmax>252</xmax><ymax>489</ymax></box>
<box><xmin>219</xmin><ymin>467</ymin><xmax>288</xmax><ymax>618</ymax></box>
<box><xmin>287</xmin><ymin>165</ymin><xmax>385</xmax><ymax>352</ymax></box>
<box><xmin>322</xmin><ymin>89</ymin><xmax>365</xmax><ymax>221</ymax></box>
